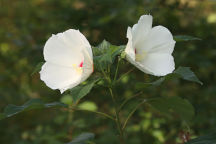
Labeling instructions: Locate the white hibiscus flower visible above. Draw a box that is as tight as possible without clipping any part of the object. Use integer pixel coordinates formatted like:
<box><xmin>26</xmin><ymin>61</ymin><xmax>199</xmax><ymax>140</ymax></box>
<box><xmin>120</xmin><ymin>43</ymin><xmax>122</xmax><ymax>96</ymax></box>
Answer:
<box><xmin>125</xmin><ymin>15</ymin><xmax>176</xmax><ymax>76</ymax></box>
<box><xmin>40</xmin><ymin>29</ymin><xmax>93</xmax><ymax>93</ymax></box>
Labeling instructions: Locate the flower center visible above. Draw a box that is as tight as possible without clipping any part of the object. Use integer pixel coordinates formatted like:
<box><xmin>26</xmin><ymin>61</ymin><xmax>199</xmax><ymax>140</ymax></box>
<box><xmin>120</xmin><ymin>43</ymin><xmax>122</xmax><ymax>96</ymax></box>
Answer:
<box><xmin>72</xmin><ymin>61</ymin><xmax>83</xmax><ymax>74</ymax></box>
<box><xmin>135</xmin><ymin>48</ymin><xmax>147</xmax><ymax>61</ymax></box>
<box><xmin>79</xmin><ymin>61</ymin><xmax>83</xmax><ymax>67</ymax></box>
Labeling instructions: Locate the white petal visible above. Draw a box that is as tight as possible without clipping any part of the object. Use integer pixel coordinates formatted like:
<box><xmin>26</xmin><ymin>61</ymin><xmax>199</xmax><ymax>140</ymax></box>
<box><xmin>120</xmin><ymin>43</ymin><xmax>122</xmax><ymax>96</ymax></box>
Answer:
<box><xmin>64</xmin><ymin>29</ymin><xmax>93</xmax><ymax>58</ymax></box>
<box><xmin>44</xmin><ymin>29</ymin><xmax>90</xmax><ymax>67</ymax></box>
<box><xmin>80</xmin><ymin>49</ymin><xmax>94</xmax><ymax>82</ymax></box>
<box><xmin>132</xmin><ymin>15</ymin><xmax>153</xmax><ymax>49</ymax></box>
<box><xmin>137</xmin><ymin>26</ymin><xmax>175</xmax><ymax>54</ymax></box>
<box><xmin>125</xmin><ymin>27</ymin><xmax>135</xmax><ymax>62</ymax></box>
<box><xmin>139</xmin><ymin>53</ymin><xmax>175</xmax><ymax>76</ymax></box>
<box><xmin>40</xmin><ymin>62</ymin><xmax>82</xmax><ymax>93</ymax></box>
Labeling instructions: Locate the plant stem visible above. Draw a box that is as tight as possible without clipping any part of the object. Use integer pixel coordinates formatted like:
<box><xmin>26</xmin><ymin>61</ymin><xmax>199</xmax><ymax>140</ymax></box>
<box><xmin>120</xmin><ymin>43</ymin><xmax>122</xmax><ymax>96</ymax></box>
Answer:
<box><xmin>118</xmin><ymin>91</ymin><xmax>143</xmax><ymax>111</ymax></box>
<box><xmin>115</xmin><ymin>67</ymin><xmax>135</xmax><ymax>84</ymax></box>
<box><xmin>109</xmin><ymin>87</ymin><xmax>125</xmax><ymax>144</ymax></box>
<box><xmin>71</xmin><ymin>107</ymin><xmax>115</xmax><ymax>121</ymax></box>
<box><xmin>122</xmin><ymin>100</ymin><xmax>146</xmax><ymax>130</ymax></box>
<box><xmin>114</xmin><ymin>57</ymin><xmax>120</xmax><ymax>82</ymax></box>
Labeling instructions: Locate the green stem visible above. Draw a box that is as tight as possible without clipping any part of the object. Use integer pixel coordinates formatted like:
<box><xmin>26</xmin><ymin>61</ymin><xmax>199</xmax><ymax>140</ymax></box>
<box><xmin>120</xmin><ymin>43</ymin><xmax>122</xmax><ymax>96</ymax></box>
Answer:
<box><xmin>115</xmin><ymin>67</ymin><xmax>135</xmax><ymax>84</ymax></box>
<box><xmin>109</xmin><ymin>87</ymin><xmax>125</xmax><ymax>144</ymax></box>
<box><xmin>114</xmin><ymin>57</ymin><xmax>120</xmax><ymax>82</ymax></box>
<box><xmin>71</xmin><ymin>107</ymin><xmax>115</xmax><ymax>121</ymax></box>
<box><xmin>118</xmin><ymin>91</ymin><xmax>143</xmax><ymax>111</ymax></box>
<box><xmin>122</xmin><ymin>99</ymin><xmax>147</xmax><ymax>130</ymax></box>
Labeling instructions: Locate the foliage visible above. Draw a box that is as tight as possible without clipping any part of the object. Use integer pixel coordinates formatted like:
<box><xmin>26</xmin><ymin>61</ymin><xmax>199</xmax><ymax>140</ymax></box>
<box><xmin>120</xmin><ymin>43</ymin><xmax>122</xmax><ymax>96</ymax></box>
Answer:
<box><xmin>1</xmin><ymin>0</ymin><xmax>216</xmax><ymax>144</ymax></box>
<box><xmin>66</xmin><ymin>133</ymin><xmax>95</xmax><ymax>144</ymax></box>
<box><xmin>0</xmin><ymin>99</ymin><xmax>67</xmax><ymax>120</ymax></box>
<box><xmin>186</xmin><ymin>130</ymin><xmax>216</xmax><ymax>144</ymax></box>
<box><xmin>174</xmin><ymin>35</ymin><xmax>201</xmax><ymax>42</ymax></box>
<box><xmin>148</xmin><ymin>96</ymin><xmax>195</xmax><ymax>122</ymax></box>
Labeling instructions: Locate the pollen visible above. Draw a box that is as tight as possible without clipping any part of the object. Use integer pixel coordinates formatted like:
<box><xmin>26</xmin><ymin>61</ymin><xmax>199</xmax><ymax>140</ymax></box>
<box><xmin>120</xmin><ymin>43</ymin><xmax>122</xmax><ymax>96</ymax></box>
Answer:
<box><xmin>72</xmin><ymin>64</ymin><xmax>83</xmax><ymax>74</ymax></box>
<box><xmin>135</xmin><ymin>50</ymin><xmax>147</xmax><ymax>61</ymax></box>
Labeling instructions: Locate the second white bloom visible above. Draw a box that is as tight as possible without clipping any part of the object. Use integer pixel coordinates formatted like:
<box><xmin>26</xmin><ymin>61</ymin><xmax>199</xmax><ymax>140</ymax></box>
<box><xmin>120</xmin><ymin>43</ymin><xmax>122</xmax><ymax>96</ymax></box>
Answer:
<box><xmin>125</xmin><ymin>15</ymin><xmax>176</xmax><ymax>76</ymax></box>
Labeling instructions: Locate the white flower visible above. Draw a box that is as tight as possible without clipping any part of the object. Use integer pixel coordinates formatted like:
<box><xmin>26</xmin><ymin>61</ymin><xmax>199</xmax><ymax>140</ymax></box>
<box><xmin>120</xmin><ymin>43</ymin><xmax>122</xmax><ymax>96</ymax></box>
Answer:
<box><xmin>40</xmin><ymin>29</ymin><xmax>93</xmax><ymax>93</ymax></box>
<box><xmin>125</xmin><ymin>15</ymin><xmax>176</xmax><ymax>76</ymax></box>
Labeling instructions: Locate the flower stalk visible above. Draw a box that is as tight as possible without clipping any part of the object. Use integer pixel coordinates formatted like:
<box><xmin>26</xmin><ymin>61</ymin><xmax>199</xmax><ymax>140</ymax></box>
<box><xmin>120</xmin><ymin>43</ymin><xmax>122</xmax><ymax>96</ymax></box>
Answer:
<box><xmin>108</xmin><ymin>87</ymin><xmax>125</xmax><ymax>144</ymax></box>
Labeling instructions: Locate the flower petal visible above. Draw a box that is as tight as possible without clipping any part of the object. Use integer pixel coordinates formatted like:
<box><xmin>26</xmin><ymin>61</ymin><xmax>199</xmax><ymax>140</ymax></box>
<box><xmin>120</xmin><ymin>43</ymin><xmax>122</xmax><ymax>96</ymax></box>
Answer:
<box><xmin>125</xmin><ymin>27</ymin><xmax>136</xmax><ymax>62</ymax></box>
<box><xmin>80</xmin><ymin>49</ymin><xmax>94</xmax><ymax>82</ymax></box>
<box><xmin>139</xmin><ymin>53</ymin><xmax>175</xmax><ymax>76</ymax></box>
<box><xmin>64</xmin><ymin>29</ymin><xmax>93</xmax><ymax>58</ymax></box>
<box><xmin>137</xmin><ymin>26</ymin><xmax>175</xmax><ymax>54</ymax></box>
<box><xmin>44</xmin><ymin>29</ymin><xmax>90</xmax><ymax>67</ymax></box>
<box><xmin>40</xmin><ymin>62</ymin><xmax>82</xmax><ymax>93</ymax></box>
<box><xmin>132</xmin><ymin>15</ymin><xmax>153</xmax><ymax>49</ymax></box>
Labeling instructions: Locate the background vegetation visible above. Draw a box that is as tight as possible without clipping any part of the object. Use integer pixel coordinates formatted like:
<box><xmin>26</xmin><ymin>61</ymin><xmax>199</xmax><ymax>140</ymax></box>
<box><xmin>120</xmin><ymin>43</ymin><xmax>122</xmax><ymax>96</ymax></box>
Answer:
<box><xmin>0</xmin><ymin>0</ymin><xmax>216</xmax><ymax>143</ymax></box>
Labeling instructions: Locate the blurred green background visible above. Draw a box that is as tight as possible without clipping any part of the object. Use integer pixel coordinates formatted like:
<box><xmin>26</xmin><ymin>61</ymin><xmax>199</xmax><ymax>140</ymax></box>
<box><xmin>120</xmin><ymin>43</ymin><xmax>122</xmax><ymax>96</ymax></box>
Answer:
<box><xmin>0</xmin><ymin>0</ymin><xmax>216</xmax><ymax>143</ymax></box>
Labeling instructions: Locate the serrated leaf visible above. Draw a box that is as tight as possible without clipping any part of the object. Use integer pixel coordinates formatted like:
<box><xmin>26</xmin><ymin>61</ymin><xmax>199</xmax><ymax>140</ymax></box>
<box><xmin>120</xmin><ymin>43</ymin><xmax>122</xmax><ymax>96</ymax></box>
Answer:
<box><xmin>93</xmin><ymin>40</ymin><xmax>124</xmax><ymax>71</ymax></box>
<box><xmin>66</xmin><ymin>132</ymin><xmax>95</xmax><ymax>144</ymax></box>
<box><xmin>148</xmin><ymin>96</ymin><xmax>195</xmax><ymax>122</ymax></box>
<box><xmin>186</xmin><ymin>131</ymin><xmax>216</xmax><ymax>144</ymax></box>
<box><xmin>0</xmin><ymin>99</ymin><xmax>67</xmax><ymax>120</ymax></box>
<box><xmin>174</xmin><ymin>66</ymin><xmax>203</xmax><ymax>85</ymax></box>
<box><xmin>174</xmin><ymin>35</ymin><xmax>201</xmax><ymax>42</ymax></box>
<box><xmin>70</xmin><ymin>79</ymin><xmax>99</xmax><ymax>103</ymax></box>
<box><xmin>31</xmin><ymin>62</ymin><xmax>44</xmax><ymax>76</ymax></box>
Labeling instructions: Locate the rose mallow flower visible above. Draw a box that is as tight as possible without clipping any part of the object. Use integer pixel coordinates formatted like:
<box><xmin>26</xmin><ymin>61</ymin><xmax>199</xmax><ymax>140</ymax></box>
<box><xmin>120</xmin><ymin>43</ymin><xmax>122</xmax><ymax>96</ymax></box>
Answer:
<box><xmin>125</xmin><ymin>15</ymin><xmax>176</xmax><ymax>76</ymax></box>
<box><xmin>40</xmin><ymin>29</ymin><xmax>93</xmax><ymax>93</ymax></box>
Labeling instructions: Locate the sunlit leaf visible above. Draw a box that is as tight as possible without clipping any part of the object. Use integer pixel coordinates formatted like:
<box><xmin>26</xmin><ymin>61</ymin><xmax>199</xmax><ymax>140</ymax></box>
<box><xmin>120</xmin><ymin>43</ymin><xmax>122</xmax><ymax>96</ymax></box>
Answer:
<box><xmin>186</xmin><ymin>130</ymin><xmax>216</xmax><ymax>144</ymax></box>
<box><xmin>66</xmin><ymin>132</ymin><xmax>95</xmax><ymax>144</ymax></box>
<box><xmin>31</xmin><ymin>62</ymin><xmax>44</xmax><ymax>76</ymax></box>
<box><xmin>148</xmin><ymin>96</ymin><xmax>195</xmax><ymax>122</ymax></box>
<box><xmin>0</xmin><ymin>99</ymin><xmax>67</xmax><ymax>120</ymax></box>
<box><xmin>174</xmin><ymin>35</ymin><xmax>201</xmax><ymax>42</ymax></box>
<box><xmin>78</xmin><ymin>101</ymin><xmax>98</xmax><ymax>111</ymax></box>
<box><xmin>174</xmin><ymin>66</ymin><xmax>203</xmax><ymax>85</ymax></box>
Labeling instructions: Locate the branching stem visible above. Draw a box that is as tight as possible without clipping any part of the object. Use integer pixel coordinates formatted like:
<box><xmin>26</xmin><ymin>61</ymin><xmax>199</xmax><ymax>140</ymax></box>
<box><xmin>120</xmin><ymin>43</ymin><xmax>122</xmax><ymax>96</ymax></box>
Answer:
<box><xmin>68</xmin><ymin>107</ymin><xmax>115</xmax><ymax>121</ymax></box>
<box><xmin>122</xmin><ymin>100</ymin><xmax>146</xmax><ymax>130</ymax></box>
<box><xmin>109</xmin><ymin>87</ymin><xmax>125</xmax><ymax>144</ymax></box>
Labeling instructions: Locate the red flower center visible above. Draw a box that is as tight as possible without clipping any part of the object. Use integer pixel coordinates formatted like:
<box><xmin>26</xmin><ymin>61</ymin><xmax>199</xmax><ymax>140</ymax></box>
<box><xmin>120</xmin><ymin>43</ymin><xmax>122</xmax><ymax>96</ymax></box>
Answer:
<box><xmin>79</xmin><ymin>61</ymin><xmax>83</xmax><ymax>67</ymax></box>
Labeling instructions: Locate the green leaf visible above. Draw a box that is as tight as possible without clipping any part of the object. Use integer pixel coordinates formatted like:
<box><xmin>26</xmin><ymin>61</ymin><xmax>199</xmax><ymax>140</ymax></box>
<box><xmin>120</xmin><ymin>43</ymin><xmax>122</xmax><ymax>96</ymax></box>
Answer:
<box><xmin>174</xmin><ymin>66</ymin><xmax>203</xmax><ymax>85</ymax></box>
<box><xmin>136</xmin><ymin>77</ymin><xmax>165</xmax><ymax>89</ymax></box>
<box><xmin>0</xmin><ymin>99</ymin><xmax>67</xmax><ymax>120</ymax></box>
<box><xmin>136</xmin><ymin>66</ymin><xmax>202</xmax><ymax>90</ymax></box>
<box><xmin>31</xmin><ymin>62</ymin><xmax>44</xmax><ymax>76</ymax></box>
<box><xmin>148</xmin><ymin>96</ymin><xmax>195</xmax><ymax>122</ymax></box>
<box><xmin>186</xmin><ymin>131</ymin><xmax>216</xmax><ymax>144</ymax></box>
<box><xmin>93</xmin><ymin>40</ymin><xmax>125</xmax><ymax>71</ymax></box>
<box><xmin>174</xmin><ymin>35</ymin><xmax>201</xmax><ymax>42</ymax></box>
<box><xmin>149</xmin><ymin>77</ymin><xmax>166</xmax><ymax>86</ymax></box>
<box><xmin>66</xmin><ymin>132</ymin><xmax>95</xmax><ymax>144</ymax></box>
<box><xmin>70</xmin><ymin>79</ymin><xmax>99</xmax><ymax>103</ymax></box>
